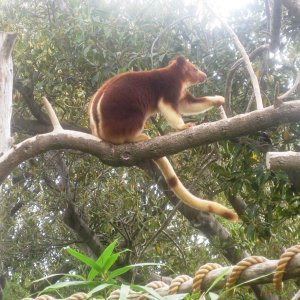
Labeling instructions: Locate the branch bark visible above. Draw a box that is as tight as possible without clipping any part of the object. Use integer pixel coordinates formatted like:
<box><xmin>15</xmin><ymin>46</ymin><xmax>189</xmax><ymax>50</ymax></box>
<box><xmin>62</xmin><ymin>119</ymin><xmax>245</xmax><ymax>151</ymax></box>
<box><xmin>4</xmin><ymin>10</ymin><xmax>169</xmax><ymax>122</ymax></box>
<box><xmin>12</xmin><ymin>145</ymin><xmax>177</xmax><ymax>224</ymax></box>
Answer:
<box><xmin>270</xmin><ymin>0</ymin><xmax>282</xmax><ymax>52</ymax></box>
<box><xmin>0</xmin><ymin>32</ymin><xmax>17</xmax><ymax>155</ymax></box>
<box><xmin>266</xmin><ymin>151</ymin><xmax>300</xmax><ymax>171</ymax></box>
<box><xmin>1</xmin><ymin>100</ymin><xmax>300</xmax><ymax>185</ymax></box>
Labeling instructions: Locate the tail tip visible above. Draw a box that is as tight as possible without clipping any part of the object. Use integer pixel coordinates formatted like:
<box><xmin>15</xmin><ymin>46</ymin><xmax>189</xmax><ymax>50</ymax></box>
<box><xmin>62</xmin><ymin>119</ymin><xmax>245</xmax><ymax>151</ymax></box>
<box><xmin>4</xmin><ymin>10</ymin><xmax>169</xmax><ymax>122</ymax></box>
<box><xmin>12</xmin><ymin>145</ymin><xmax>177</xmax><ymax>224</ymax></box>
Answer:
<box><xmin>223</xmin><ymin>211</ymin><xmax>239</xmax><ymax>222</ymax></box>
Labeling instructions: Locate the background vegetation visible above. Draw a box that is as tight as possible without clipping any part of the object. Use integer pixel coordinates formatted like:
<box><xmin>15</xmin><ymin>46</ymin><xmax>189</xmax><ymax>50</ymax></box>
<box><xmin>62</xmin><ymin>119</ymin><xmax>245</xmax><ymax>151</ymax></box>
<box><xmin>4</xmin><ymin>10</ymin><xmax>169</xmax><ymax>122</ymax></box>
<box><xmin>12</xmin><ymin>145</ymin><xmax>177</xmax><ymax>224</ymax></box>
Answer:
<box><xmin>0</xmin><ymin>0</ymin><xmax>299</xmax><ymax>299</ymax></box>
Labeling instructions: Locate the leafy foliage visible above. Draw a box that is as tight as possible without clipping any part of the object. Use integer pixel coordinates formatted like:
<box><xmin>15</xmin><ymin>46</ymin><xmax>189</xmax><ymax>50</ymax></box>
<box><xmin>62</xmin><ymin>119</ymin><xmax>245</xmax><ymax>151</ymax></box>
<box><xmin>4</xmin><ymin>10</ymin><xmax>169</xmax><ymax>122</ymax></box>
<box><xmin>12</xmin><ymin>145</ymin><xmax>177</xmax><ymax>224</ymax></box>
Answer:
<box><xmin>0</xmin><ymin>0</ymin><xmax>299</xmax><ymax>299</ymax></box>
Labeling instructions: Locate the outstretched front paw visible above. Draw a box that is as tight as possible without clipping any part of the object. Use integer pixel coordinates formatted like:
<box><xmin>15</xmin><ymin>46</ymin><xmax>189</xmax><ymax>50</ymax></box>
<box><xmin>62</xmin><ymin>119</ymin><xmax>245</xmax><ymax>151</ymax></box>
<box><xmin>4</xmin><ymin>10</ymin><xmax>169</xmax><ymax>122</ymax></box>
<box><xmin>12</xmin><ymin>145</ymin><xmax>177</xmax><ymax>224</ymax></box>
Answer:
<box><xmin>212</xmin><ymin>96</ymin><xmax>225</xmax><ymax>107</ymax></box>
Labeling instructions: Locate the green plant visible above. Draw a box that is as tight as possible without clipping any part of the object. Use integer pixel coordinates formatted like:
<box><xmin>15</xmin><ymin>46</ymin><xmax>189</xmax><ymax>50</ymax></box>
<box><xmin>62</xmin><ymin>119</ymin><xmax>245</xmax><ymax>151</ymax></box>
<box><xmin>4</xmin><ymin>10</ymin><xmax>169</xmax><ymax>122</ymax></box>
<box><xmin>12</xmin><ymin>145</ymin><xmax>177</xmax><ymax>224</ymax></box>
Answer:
<box><xmin>30</xmin><ymin>239</ymin><xmax>188</xmax><ymax>299</ymax></box>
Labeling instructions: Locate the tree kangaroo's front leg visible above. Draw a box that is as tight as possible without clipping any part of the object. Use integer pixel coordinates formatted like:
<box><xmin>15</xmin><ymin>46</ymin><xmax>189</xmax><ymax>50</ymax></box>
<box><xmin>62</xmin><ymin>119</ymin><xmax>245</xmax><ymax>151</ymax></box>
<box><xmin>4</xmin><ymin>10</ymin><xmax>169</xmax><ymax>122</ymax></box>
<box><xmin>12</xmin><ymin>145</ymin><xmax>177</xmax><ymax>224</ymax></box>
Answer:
<box><xmin>178</xmin><ymin>92</ymin><xmax>225</xmax><ymax>116</ymax></box>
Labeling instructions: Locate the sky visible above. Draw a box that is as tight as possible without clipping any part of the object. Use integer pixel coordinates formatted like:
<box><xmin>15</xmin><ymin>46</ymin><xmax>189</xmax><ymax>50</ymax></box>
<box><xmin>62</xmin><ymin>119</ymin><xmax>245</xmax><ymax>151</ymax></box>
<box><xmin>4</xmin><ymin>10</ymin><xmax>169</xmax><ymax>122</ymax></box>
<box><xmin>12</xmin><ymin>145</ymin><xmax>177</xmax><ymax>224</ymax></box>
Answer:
<box><xmin>210</xmin><ymin>0</ymin><xmax>254</xmax><ymax>16</ymax></box>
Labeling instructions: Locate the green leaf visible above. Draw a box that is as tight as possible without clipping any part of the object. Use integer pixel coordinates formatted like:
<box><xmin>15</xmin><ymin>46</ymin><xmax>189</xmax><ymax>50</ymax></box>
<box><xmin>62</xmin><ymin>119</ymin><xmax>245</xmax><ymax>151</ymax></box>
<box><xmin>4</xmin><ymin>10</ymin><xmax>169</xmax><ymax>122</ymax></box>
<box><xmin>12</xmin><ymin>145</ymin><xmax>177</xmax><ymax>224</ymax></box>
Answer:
<box><xmin>40</xmin><ymin>280</ymin><xmax>97</xmax><ymax>294</ymax></box>
<box><xmin>86</xmin><ymin>283</ymin><xmax>113</xmax><ymax>298</ymax></box>
<box><xmin>97</xmin><ymin>239</ymin><xmax>118</xmax><ymax>266</ymax></box>
<box><xmin>106</xmin><ymin>266</ymin><xmax>132</xmax><ymax>281</ymax></box>
<box><xmin>205</xmin><ymin>267</ymin><xmax>230</xmax><ymax>294</ymax></box>
<box><xmin>32</xmin><ymin>273</ymin><xmax>85</xmax><ymax>284</ymax></box>
<box><xmin>88</xmin><ymin>239</ymin><xmax>121</xmax><ymax>281</ymax></box>
<box><xmin>67</xmin><ymin>248</ymin><xmax>101</xmax><ymax>273</ymax></box>
<box><xmin>208</xmin><ymin>292</ymin><xmax>219</xmax><ymax>300</ymax></box>
<box><xmin>119</xmin><ymin>284</ymin><xmax>130</xmax><ymax>300</ymax></box>
<box><xmin>106</xmin><ymin>262</ymin><xmax>162</xmax><ymax>281</ymax></box>
<box><xmin>130</xmin><ymin>285</ymin><xmax>164</xmax><ymax>300</ymax></box>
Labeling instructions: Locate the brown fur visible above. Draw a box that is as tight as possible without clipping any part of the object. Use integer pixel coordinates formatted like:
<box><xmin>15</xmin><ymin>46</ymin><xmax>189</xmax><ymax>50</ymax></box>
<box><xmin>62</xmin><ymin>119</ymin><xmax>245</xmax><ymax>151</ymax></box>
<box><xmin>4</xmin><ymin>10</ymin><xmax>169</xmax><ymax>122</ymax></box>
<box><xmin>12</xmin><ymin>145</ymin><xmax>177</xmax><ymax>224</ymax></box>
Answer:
<box><xmin>89</xmin><ymin>55</ymin><xmax>238</xmax><ymax>221</ymax></box>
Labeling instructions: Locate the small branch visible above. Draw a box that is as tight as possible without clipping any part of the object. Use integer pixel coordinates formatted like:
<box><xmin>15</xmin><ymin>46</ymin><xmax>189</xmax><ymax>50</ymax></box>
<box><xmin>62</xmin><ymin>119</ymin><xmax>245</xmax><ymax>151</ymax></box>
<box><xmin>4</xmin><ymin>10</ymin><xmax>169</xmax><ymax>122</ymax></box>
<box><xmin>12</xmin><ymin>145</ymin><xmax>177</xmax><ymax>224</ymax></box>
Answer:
<box><xmin>291</xmin><ymin>289</ymin><xmax>300</xmax><ymax>300</ymax></box>
<box><xmin>274</xmin><ymin>82</ymin><xmax>283</xmax><ymax>108</ymax></box>
<box><xmin>42</xmin><ymin>97</ymin><xmax>63</xmax><ymax>131</ymax></box>
<box><xmin>14</xmin><ymin>81</ymin><xmax>49</xmax><ymax>124</ymax></box>
<box><xmin>208</xmin><ymin>7</ymin><xmax>263</xmax><ymax>110</ymax></box>
<box><xmin>150</xmin><ymin>15</ymin><xmax>192</xmax><ymax>67</ymax></box>
<box><xmin>278</xmin><ymin>72</ymin><xmax>300</xmax><ymax>100</ymax></box>
<box><xmin>224</xmin><ymin>45</ymin><xmax>269</xmax><ymax>115</ymax></box>
<box><xmin>218</xmin><ymin>105</ymin><xmax>228</xmax><ymax>119</ymax></box>
<box><xmin>136</xmin><ymin>201</ymin><xmax>182</xmax><ymax>261</ymax></box>
<box><xmin>266</xmin><ymin>151</ymin><xmax>300</xmax><ymax>171</ymax></box>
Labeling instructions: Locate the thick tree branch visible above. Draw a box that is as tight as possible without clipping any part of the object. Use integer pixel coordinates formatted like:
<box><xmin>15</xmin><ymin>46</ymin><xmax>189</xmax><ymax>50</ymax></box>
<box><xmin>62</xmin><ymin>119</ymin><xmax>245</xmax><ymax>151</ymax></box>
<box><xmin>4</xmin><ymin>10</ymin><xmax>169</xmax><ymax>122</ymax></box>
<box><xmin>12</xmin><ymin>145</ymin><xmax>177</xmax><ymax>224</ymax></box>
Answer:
<box><xmin>266</xmin><ymin>151</ymin><xmax>300</xmax><ymax>171</ymax></box>
<box><xmin>0</xmin><ymin>32</ymin><xmax>17</xmax><ymax>154</ymax></box>
<box><xmin>14</xmin><ymin>81</ymin><xmax>89</xmax><ymax>133</ymax></box>
<box><xmin>12</xmin><ymin>115</ymin><xmax>88</xmax><ymax>135</ymax></box>
<box><xmin>1</xmin><ymin>100</ymin><xmax>300</xmax><ymax>185</ymax></box>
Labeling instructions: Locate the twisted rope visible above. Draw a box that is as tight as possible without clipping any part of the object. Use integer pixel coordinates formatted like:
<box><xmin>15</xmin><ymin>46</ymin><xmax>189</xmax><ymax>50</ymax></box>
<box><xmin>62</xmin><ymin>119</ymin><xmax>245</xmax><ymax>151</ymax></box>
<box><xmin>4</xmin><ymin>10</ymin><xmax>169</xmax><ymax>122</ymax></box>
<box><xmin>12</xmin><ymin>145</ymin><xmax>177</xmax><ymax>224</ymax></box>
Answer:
<box><xmin>22</xmin><ymin>293</ymin><xmax>87</xmax><ymax>300</ymax></box>
<box><xmin>137</xmin><ymin>281</ymin><xmax>169</xmax><ymax>300</ymax></box>
<box><xmin>273</xmin><ymin>245</ymin><xmax>300</xmax><ymax>291</ymax></box>
<box><xmin>168</xmin><ymin>275</ymin><xmax>192</xmax><ymax>294</ymax></box>
<box><xmin>192</xmin><ymin>263</ymin><xmax>222</xmax><ymax>294</ymax></box>
<box><xmin>226</xmin><ymin>256</ymin><xmax>267</xmax><ymax>296</ymax></box>
<box><xmin>20</xmin><ymin>245</ymin><xmax>300</xmax><ymax>300</ymax></box>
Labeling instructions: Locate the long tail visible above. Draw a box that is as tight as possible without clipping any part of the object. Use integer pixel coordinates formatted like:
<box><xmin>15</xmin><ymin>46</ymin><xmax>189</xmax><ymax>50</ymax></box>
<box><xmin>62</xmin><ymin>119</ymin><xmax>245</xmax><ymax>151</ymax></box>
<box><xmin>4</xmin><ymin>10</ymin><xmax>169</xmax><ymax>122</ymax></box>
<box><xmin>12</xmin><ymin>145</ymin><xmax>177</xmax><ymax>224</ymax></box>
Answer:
<box><xmin>153</xmin><ymin>157</ymin><xmax>239</xmax><ymax>221</ymax></box>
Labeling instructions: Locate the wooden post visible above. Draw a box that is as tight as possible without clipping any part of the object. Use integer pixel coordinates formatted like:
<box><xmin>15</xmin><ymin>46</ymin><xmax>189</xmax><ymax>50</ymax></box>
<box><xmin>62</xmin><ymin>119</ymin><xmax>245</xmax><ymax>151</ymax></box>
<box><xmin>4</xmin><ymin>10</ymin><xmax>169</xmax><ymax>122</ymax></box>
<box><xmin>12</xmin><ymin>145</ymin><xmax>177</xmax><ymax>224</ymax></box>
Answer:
<box><xmin>0</xmin><ymin>32</ymin><xmax>17</xmax><ymax>155</ymax></box>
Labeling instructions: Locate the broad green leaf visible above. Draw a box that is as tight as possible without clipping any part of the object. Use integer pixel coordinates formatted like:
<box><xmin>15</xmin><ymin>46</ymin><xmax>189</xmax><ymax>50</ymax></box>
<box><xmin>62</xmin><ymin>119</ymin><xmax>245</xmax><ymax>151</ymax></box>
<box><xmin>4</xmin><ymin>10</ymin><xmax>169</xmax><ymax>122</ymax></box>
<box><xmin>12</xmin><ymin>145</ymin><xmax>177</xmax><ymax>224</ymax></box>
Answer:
<box><xmin>205</xmin><ymin>267</ymin><xmax>230</xmax><ymax>294</ymax></box>
<box><xmin>86</xmin><ymin>283</ymin><xmax>113</xmax><ymax>298</ymax></box>
<box><xmin>96</xmin><ymin>239</ymin><xmax>118</xmax><ymax>267</ymax></box>
<box><xmin>67</xmin><ymin>248</ymin><xmax>101</xmax><ymax>273</ymax></box>
<box><xmin>40</xmin><ymin>280</ymin><xmax>97</xmax><ymax>294</ymax></box>
<box><xmin>119</xmin><ymin>284</ymin><xmax>130</xmax><ymax>300</ymax></box>
<box><xmin>106</xmin><ymin>266</ymin><xmax>132</xmax><ymax>281</ymax></box>
<box><xmin>130</xmin><ymin>285</ymin><xmax>164</xmax><ymax>300</ymax></box>
<box><xmin>88</xmin><ymin>240</ymin><xmax>122</xmax><ymax>281</ymax></box>
<box><xmin>208</xmin><ymin>292</ymin><xmax>219</xmax><ymax>300</ymax></box>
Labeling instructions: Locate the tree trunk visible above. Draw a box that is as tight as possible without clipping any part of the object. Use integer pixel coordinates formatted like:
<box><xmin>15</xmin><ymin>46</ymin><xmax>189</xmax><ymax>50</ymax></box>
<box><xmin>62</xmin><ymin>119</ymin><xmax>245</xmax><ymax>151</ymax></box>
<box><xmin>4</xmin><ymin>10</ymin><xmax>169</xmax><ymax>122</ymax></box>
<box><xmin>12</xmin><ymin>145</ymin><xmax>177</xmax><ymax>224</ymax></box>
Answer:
<box><xmin>0</xmin><ymin>32</ymin><xmax>17</xmax><ymax>155</ymax></box>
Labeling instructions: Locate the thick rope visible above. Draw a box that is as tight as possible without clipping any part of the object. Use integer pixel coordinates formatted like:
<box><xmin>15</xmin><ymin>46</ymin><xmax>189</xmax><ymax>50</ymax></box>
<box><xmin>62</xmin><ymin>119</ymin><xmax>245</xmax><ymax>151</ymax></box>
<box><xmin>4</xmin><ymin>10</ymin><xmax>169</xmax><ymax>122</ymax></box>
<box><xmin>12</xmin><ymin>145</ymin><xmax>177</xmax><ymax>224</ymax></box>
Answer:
<box><xmin>192</xmin><ymin>263</ymin><xmax>222</xmax><ymax>294</ymax></box>
<box><xmin>22</xmin><ymin>293</ymin><xmax>88</xmax><ymax>300</ymax></box>
<box><xmin>137</xmin><ymin>281</ymin><xmax>169</xmax><ymax>300</ymax></box>
<box><xmin>226</xmin><ymin>256</ymin><xmax>267</xmax><ymax>296</ymax></box>
<box><xmin>21</xmin><ymin>245</ymin><xmax>300</xmax><ymax>300</ymax></box>
<box><xmin>273</xmin><ymin>245</ymin><xmax>300</xmax><ymax>291</ymax></box>
<box><xmin>168</xmin><ymin>275</ymin><xmax>192</xmax><ymax>295</ymax></box>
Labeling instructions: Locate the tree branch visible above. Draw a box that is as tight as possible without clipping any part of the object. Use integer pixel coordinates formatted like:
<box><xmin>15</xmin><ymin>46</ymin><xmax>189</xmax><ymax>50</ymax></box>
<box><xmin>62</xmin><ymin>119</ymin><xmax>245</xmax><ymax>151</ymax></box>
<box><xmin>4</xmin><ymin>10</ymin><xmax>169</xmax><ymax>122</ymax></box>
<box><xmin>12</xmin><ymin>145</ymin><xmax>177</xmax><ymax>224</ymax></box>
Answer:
<box><xmin>270</xmin><ymin>0</ymin><xmax>282</xmax><ymax>52</ymax></box>
<box><xmin>224</xmin><ymin>45</ymin><xmax>269</xmax><ymax>115</ymax></box>
<box><xmin>208</xmin><ymin>7</ymin><xmax>264</xmax><ymax>110</ymax></box>
<box><xmin>266</xmin><ymin>151</ymin><xmax>300</xmax><ymax>171</ymax></box>
<box><xmin>278</xmin><ymin>72</ymin><xmax>300</xmax><ymax>100</ymax></box>
<box><xmin>1</xmin><ymin>100</ymin><xmax>300</xmax><ymax>185</ymax></box>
